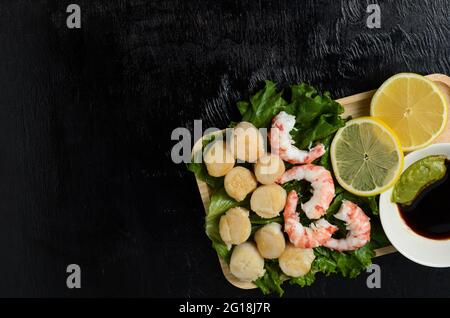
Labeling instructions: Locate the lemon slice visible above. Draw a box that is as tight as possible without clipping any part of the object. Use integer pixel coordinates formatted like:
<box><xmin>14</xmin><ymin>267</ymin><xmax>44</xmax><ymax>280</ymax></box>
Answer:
<box><xmin>370</xmin><ymin>73</ymin><xmax>448</xmax><ymax>151</ymax></box>
<box><xmin>331</xmin><ymin>117</ymin><xmax>404</xmax><ymax>196</ymax></box>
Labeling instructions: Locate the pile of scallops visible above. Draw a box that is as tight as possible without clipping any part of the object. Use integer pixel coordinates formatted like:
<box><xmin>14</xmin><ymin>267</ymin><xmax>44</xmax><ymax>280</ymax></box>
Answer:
<box><xmin>203</xmin><ymin>122</ymin><xmax>315</xmax><ymax>283</ymax></box>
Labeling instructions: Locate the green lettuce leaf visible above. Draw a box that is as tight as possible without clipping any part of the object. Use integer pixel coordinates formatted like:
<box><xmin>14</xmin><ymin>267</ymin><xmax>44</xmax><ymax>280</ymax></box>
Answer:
<box><xmin>254</xmin><ymin>260</ymin><xmax>284</xmax><ymax>296</ymax></box>
<box><xmin>249</xmin><ymin>214</ymin><xmax>283</xmax><ymax>225</ymax></box>
<box><xmin>186</xmin><ymin>162</ymin><xmax>223</xmax><ymax>189</ymax></box>
<box><xmin>317</xmin><ymin>135</ymin><xmax>333</xmax><ymax>169</ymax></box>
<box><xmin>212</xmin><ymin>242</ymin><xmax>232</xmax><ymax>263</ymax></box>
<box><xmin>313</xmin><ymin>244</ymin><xmax>375</xmax><ymax>279</ymax></box>
<box><xmin>295</xmin><ymin>114</ymin><xmax>346</xmax><ymax>148</ymax></box>
<box><xmin>240</xmin><ymin>81</ymin><xmax>288</xmax><ymax>128</ymax></box>
<box><xmin>289</xmin><ymin>269</ymin><xmax>316</xmax><ymax>287</ymax></box>
<box><xmin>205</xmin><ymin>188</ymin><xmax>240</xmax><ymax>262</ymax></box>
<box><xmin>291</xmin><ymin>84</ymin><xmax>343</xmax><ymax>124</ymax></box>
<box><xmin>369</xmin><ymin>220</ymin><xmax>391</xmax><ymax>249</ymax></box>
<box><xmin>250</xmin><ymin>215</ymin><xmax>283</xmax><ymax>235</ymax></box>
<box><xmin>289</xmin><ymin>243</ymin><xmax>376</xmax><ymax>290</ymax></box>
<box><xmin>367</xmin><ymin>196</ymin><xmax>379</xmax><ymax>215</ymax></box>
<box><xmin>326</xmin><ymin>189</ymin><xmax>379</xmax><ymax>218</ymax></box>
<box><xmin>289</xmin><ymin>84</ymin><xmax>345</xmax><ymax>148</ymax></box>
<box><xmin>313</xmin><ymin>255</ymin><xmax>337</xmax><ymax>275</ymax></box>
<box><xmin>237</xmin><ymin>101</ymin><xmax>250</xmax><ymax>116</ymax></box>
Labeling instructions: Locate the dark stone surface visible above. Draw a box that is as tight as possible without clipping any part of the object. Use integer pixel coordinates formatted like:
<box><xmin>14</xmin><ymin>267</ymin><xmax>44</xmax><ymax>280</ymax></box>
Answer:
<box><xmin>0</xmin><ymin>0</ymin><xmax>449</xmax><ymax>297</ymax></box>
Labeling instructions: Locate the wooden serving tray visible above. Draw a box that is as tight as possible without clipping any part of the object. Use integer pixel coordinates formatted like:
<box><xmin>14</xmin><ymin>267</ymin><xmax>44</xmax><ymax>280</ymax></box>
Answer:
<box><xmin>192</xmin><ymin>73</ymin><xmax>450</xmax><ymax>289</ymax></box>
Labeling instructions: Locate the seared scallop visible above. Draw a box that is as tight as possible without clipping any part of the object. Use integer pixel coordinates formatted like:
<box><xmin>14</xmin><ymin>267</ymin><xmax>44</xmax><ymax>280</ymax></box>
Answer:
<box><xmin>219</xmin><ymin>207</ymin><xmax>251</xmax><ymax>246</ymax></box>
<box><xmin>224</xmin><ymin>166</ymin><xmax>258</xmax><ymax>202</ymax></box>
<box><xmin>250</xmin><ymin>184</ymin><xmax>287</xmax><ymax>218</ymax></box>
<box><xmin>254</xmin><ymin>223</ymin><xmax>286</xmax><ymax>259</ymax></box>
<box><xmin>278</xmin><ymin>244</ymin><xmax>315</xmax><ymax>277</ymax></box>
<box><xmin>231</xmin><ymin>121</ymin><xmax>265</xmax><ymax>163</ymax></box>
<box><xmin>254</xmin><ymin>153</ymin><xmax>285</xmax><ymax>185</ymax></box>
<box><xmin>203</xmin><ymin>140</ymin><xmax>235</xmax><ymax>177</ymax></box>
<box><xmin>229</xmin><ymin>242</ymin><xmax>265</xmax><ymax>282</ymax></box>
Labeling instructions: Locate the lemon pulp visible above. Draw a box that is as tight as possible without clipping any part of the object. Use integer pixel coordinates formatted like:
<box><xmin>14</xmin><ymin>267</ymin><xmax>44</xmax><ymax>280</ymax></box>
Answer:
<box><xmin>331</xmin><ymin>117</ymin><xmax>404</xmax><ymax>196</ymax></box>
<box><xmin>370</xmin><ymin>73</ymin><xmax>448</xmax><ymax>151</ymax></box>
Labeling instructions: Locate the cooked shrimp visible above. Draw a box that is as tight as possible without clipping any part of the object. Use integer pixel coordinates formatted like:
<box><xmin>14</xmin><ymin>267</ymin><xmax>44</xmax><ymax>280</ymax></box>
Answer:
<box><xmin>324</xmin><ymin>200</ymin><xmax>371</xmax><ymax>251</ymax></box>
<box><xmin>278</xmin><ymin>164</ymin><xmax>335</xmax><ymax>219</ymax></box>
<box><xmin>284</xmin><ymin>190</ymin><xmax>337</xmax><ymax>248</ymax></box>
<box><xmin>269</xmin><ymin>111</ymin><xmax>325</xmax><ymax>164</ymax></box>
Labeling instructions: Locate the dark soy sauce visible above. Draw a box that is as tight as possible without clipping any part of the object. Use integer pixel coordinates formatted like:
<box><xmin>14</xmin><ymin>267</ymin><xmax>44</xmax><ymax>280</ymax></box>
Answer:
<box><xmin>397</xmin><ymin>161</ymin><xmax>450</xmax><ymax>240</ymax></box>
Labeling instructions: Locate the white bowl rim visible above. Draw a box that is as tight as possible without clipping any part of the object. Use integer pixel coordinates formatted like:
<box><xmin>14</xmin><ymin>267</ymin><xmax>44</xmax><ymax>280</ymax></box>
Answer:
<box><xmin>379</xmin><ymin>143</ymin><xmax>450</xmax><ymax>268</ymax></box>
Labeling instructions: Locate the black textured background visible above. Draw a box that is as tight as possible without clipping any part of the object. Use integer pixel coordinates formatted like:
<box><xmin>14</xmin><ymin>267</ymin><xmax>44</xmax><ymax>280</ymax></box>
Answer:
<box><xmin>0</xmin><ymin>0</ymin><xmax>449</xmax><ymax>297</ymax></box>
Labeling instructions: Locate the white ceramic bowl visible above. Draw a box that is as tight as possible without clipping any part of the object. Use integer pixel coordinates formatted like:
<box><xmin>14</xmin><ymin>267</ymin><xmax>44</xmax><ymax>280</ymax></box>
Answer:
<box><xmin>380</xmin><ymin>143</ymin><xmax>450</xmax><ymax>267</ymax></box>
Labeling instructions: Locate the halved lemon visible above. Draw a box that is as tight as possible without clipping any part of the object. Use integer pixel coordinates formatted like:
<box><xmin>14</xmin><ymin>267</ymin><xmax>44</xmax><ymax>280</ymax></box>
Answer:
<box><xmin>370</xmin><ymin>73</ymin><xmax>448</xmax><ymax>151</ymax></box>
<box><xmin>331</xmin><ymin>117</ymin><xmax>404</xmax><ymax>196</ymax></box>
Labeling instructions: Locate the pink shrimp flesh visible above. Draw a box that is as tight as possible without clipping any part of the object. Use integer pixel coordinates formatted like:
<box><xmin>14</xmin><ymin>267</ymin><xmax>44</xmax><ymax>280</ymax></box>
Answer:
<box><xmin>323</xmin><ymin>200</ymin><xmax>371</xmax><ymax>251</ymax></box>
<box><xmin>269</xmin><ymin>111</ymin><xmax>325</xmax><ymax>164</ymax></box>
<box><xmin>278</xmin><ymin>164</ymin><xmax>335</xmax><ymax>219</ymax></box>
<box><xmin>284</xmin><ymin>190</ymin><xmax>338</xmax><ymax>248</ymax></box>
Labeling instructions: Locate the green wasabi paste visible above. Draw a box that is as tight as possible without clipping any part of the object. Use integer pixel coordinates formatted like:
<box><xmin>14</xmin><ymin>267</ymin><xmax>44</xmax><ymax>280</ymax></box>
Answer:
<box><xmin>392</xmin><ymin>155</ymin><xmax>447</xmax><ymax>205</ymax></box>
